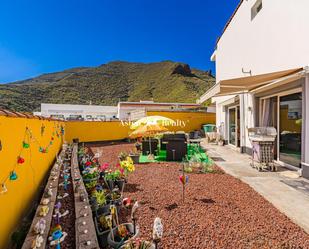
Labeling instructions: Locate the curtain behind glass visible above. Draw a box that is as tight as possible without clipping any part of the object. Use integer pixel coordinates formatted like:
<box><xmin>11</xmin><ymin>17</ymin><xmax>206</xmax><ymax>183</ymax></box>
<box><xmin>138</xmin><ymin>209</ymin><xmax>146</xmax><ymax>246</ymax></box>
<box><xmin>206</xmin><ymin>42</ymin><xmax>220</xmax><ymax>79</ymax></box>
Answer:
<box><xmin>260</xmin><ymin>98</ymin><xmax>276</xmax><ymax>127</ymax></box>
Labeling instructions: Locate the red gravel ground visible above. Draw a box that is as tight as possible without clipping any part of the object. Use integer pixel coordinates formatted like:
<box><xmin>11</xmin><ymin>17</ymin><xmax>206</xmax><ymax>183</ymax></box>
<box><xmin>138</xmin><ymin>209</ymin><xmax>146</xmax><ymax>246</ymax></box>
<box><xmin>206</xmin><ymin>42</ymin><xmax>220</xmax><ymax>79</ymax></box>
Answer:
<box><xmin>89</xmin><ymin>142</ymin><xmax>309</xmax><ymax>249</ymax></box>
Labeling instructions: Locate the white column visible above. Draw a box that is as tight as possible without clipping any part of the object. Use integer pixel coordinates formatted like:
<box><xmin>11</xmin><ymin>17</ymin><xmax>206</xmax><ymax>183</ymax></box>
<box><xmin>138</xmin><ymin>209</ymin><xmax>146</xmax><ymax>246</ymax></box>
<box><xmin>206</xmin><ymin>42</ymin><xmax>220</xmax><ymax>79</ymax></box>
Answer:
<box><xmin>242</xmin><ymin>93</ymin><xmax>255</xmax><ymax>153</ymax></box>
<box><xmin>239</xmin><ymin>93</ymin><xmax>246</xmax><ymax>152</ymax></box>
<box><xmin>302</xmin><ymin>72</ymin><xmax>309</xmax><ymax>178</ymax></box>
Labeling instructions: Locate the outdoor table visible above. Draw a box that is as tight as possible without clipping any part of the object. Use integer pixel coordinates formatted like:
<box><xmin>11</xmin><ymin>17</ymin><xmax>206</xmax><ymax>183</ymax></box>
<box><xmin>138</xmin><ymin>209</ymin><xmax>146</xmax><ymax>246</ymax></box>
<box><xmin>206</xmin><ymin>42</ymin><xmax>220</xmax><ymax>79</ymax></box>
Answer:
<box><xmin>188</xmin><ymin>139</ymin><xmax>203</xmax><ymax>144</ymax></box>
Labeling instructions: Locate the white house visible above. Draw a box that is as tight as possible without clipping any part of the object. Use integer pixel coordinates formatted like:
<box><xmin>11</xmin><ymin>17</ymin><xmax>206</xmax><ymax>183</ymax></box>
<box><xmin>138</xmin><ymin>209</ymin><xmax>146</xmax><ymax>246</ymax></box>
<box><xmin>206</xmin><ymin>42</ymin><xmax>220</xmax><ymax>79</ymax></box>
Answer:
<box><xmin>117</xmin><ymin>101</ymin><xmax>201</xmax><ymax>120</ymax></box>
<box><xmin>198</xmin><ymin>0</ymin><xmax>309</xmax><ymax>178</ymax></box>
<box><xmin>36</xmin><ymin>101</ymin><xmax>205</xmax><ymax>121</ymax></box>
<box><xmin>37</xmin><ymin>103</ymin><xmax>118</xmax><ymax>120</ymax></box>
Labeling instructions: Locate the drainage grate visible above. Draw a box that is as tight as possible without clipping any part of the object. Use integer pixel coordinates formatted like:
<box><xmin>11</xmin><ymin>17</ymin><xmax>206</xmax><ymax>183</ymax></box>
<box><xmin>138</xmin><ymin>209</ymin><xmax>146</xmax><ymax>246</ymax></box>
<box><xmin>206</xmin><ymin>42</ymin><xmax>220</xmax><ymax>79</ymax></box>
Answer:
<box><xmin>281</xmin><ymin>180</ymin><xmax>309</xmax><ymax>197</ymax></box>
<box><xmin>211</xmin><ymin>157</ymin><xmax>226</xmax><ymax>162</ymax></box>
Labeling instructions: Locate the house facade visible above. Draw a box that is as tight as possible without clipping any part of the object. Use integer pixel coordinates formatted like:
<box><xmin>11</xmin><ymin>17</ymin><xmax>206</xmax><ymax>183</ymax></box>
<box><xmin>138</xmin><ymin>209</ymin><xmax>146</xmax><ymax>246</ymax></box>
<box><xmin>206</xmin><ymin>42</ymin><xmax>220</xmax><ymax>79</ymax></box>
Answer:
<box><xmin>36</xmin><ymin>103</ymin><xmax>118</xmax><ymax>120</ymax></box>
<box><xmin>198</xmin><ymin>0</ymin><xmax>309</xmax><ymax>178</ymax></box>
<box><xmin>117</xmin><ymin>101</ymin><xmax>201</xmax><ymax>120</ymax></box>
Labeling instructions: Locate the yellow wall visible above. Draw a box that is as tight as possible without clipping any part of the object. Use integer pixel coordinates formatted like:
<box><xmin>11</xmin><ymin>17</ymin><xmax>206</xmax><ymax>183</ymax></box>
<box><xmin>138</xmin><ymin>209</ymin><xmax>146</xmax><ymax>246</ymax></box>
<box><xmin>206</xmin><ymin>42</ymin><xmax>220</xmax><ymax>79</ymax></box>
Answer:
<box><xmin>147</xmin><ymin>111</ymin><xmax>216</xmax><ymax>132</ymax></box>
<box><xmin>0</xmin><ymin>116</ymin><xmax>64</xmax><ymax>248</ymax></box>
<box><xmin>0</xmin><ymin>110</ymin><xmax>215</xmax><ymax>246</ymax></box>
<box><xmin>65</xmin><ymin>111</ymin><xmax>216</xmax><ymax>142</ymax></box>
<box><xmin>65</xmin><ymin>121</ymin><xmax>131</xmax><ymax>142</ymax></box>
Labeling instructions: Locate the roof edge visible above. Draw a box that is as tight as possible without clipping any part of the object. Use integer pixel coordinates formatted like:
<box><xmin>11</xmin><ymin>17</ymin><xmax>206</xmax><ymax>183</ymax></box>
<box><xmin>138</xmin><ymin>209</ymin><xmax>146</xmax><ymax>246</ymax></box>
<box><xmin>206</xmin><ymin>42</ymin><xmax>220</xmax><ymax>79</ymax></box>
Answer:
<box><xmin>216</xmin><ymin>0</ymin><xmax>244</xmax><ymax>46</ymax></box>
<box><xmin>0</xmin><ymin>109</ymin><xmax>62</xmax><ymax>121</ymax></box>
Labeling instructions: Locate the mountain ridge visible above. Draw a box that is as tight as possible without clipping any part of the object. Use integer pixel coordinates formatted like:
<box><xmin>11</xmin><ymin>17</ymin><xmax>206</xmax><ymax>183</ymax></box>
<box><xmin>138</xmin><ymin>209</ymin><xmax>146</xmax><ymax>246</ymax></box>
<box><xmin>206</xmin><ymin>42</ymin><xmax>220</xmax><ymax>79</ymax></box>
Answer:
<box><xmin>0</xmin><ymin>61</ymin><xmax>215</xmax><ymax>112</ymax></box>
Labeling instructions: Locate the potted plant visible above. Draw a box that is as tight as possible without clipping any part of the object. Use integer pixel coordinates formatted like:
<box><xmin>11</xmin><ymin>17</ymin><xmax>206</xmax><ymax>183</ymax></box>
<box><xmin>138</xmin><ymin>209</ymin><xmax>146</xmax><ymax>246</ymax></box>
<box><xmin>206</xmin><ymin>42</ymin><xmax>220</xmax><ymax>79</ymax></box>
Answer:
<box><xmin>85</xmin><ymin>180</ymin><xmax>97</xmax><ymax>191</ymax></box>
<box><xmin>91</xmin><ymin>188</ymin><xmax>113</xmax><ymax>214</ymax></box>
<box><xmin>95</xmin><ymin>213</ymin><xmax>115</xmax><ymax>248</ymax></box>
<box><xmin>107</xmin><ymin>223</ymin><xmax>139</xmax><ymax>249</ymax></box>
<box><xmin>111</xmin><ymin>189</ymin><xmax>122</xmax><ymax>206</ymax></box>
<box><xmin>118</xmin><ymin>152</ymin><xmax>129</xmax><ymax>162</ymax></box>
<box><xmin>119</xmin><ymin>157</ymin><xmax>135</xmax><ymax>177</ymax></box>
<box><xmin>120</xmin><ymin>239</ymin><xmax>155</xmax><ymax>249</ymax></box>
<box><xmin>82</xmin><ymin>167</ymin><xmax>99</xmax><ymax>183</ymax></box>
<box><xmin>108</xmin><ymin>201</ymin><xmax>140</xmax><ymax>248</ymax></box>
<box><xmin>104</xmin><ymin>170</ymin><xmax>122</xmax><ymax>190</ymax></box>
<box><xmin>129</xmin><ymin>149</ymin><xmax>140</xmax><ymax>164</ymax></box>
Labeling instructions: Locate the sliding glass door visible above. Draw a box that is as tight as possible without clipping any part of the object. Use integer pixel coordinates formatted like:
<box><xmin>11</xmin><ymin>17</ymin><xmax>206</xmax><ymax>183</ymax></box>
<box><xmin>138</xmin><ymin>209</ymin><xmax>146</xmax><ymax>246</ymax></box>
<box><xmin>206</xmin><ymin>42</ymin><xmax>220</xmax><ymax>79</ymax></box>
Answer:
<box><xmin>279</xmin><ymin>92</ymin><xmax>302</xmax><ymax>167</ymax></box>
<box><xmin>260</xmin><ymin>90</ymin><xmax>302</xmax><ymax>168</ymax></box>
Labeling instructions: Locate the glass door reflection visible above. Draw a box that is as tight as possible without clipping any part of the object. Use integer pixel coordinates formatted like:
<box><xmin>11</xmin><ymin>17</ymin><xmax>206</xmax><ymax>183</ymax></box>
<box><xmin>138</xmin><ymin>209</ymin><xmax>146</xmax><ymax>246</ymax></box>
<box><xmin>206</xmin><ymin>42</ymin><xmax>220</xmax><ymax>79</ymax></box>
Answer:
<box><xmin>228</xmin><ymin>107</ymin><xmax>236</xmax><ymax>146</ymax></box>
<box><xmin>279</xmin><ymin>92</ymin><xmax>302</xmax><ymax>167</ymax></box>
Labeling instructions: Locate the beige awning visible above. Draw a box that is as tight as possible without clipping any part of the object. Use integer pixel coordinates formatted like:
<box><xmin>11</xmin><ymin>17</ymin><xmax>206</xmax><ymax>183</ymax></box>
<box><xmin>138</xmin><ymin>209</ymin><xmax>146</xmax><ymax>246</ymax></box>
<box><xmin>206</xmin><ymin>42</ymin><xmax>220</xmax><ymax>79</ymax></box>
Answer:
<box><xmin>198</xmin><ymin>68</ymin><xmax>304</xmax><ymax>103</ymax></box>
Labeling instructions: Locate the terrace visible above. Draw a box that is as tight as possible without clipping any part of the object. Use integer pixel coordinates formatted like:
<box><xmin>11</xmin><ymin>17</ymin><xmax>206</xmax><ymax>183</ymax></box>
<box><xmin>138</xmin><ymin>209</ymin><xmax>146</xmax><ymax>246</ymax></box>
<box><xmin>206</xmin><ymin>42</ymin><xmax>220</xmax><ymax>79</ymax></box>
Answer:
<box><xmin>1</xmin><ymin>110</ymin><xmax>309</xmax><ymax>249</ymax></box>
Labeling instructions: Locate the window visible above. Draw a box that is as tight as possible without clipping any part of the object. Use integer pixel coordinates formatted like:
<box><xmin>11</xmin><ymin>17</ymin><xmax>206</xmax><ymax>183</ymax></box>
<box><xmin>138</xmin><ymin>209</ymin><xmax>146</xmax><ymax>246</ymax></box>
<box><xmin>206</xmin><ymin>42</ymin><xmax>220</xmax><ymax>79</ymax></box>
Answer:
<box><xmin>251</xmin><ymin>0</ymin><xmax>262</xmax><ymax>20</ymax></box>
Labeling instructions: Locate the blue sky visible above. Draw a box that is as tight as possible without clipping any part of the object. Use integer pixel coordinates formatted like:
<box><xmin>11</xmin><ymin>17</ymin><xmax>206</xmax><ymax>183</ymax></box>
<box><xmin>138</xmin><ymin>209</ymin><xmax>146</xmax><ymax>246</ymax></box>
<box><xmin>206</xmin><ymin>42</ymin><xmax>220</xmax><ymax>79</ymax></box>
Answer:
<box><xmin>0</xmin><ymin>0</ymin><xmax>238</xmax><ymax>83</ymax></box>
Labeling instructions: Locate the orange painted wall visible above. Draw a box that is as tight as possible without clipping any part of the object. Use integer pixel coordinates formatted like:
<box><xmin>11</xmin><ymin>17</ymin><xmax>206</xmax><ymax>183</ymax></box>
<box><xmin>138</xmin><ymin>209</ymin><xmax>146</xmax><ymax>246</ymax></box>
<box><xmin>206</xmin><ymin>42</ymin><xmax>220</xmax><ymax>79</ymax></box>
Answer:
<box><xmin>0</xmin><ymin>116</ymin><xmax>64</xmax><ymax>248</ymax></box>
<box><xmin>147</xmin><ymin>111</ymin><xmax>216</xmax><ymax>132</ymax></box>
<box><xmin>65</xmin><ymin>111</ymin><xmax>216</xmax><ymax>142</ymax></box>
<box><xmin>65</xmin><ymin>121</ymin><xmax>131</xmax><ymax>142</ymax></box>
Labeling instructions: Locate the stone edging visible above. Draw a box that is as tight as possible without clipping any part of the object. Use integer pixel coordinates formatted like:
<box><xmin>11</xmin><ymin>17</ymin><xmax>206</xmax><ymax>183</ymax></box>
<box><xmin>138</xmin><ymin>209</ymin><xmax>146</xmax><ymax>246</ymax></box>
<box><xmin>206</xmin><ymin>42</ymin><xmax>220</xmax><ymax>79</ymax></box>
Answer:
<box><xmin>21</xmin><ymin>150</ymin><xmax>64</xmax><ymax>249</ymax></box>
<box><xmin>71</xmin><ymin>143</ymin><xmax>100</xmax><ymax>249</ymax></box>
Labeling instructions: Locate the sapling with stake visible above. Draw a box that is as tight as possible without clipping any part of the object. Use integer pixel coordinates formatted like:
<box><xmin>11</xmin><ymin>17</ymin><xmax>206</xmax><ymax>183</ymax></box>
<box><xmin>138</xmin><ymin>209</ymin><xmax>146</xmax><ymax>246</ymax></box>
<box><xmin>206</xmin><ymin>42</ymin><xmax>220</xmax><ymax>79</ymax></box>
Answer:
<box><xmin>110</xmin><ymin>204</ymin><xmax>119</xmax><ymax>226</ymax></box>
<box><xmin>106</xmin><ymin>214</ymin><xmax>114</xmax><ymax>241</ymax></box>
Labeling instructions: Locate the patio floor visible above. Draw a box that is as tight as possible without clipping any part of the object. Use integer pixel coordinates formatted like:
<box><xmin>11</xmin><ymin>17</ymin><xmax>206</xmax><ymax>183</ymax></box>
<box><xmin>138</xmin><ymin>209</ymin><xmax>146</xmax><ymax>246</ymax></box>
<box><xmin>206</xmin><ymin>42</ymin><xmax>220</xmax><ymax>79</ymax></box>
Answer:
<box><xmin>201</xmin><ymin>141</ymin><xmax>309</xmax><ymax>235</ymax></box>
<box><xmin>89</xmin><ymin>142</ymin><xmax>309</xmax><ymax>248</ymax></box>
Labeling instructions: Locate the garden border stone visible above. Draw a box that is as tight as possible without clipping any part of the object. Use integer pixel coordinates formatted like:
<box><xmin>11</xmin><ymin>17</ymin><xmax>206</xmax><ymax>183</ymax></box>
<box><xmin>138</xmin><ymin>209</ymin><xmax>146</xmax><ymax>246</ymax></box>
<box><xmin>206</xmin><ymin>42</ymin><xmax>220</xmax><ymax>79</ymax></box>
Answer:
<box><xmin>71</xmin><ymin>143</ymin><xmax>99</xmax><ymax>249</ymax></box>
<box><xmin>21</xmin><ymin>149</ymin><xmax>64</xmax><ymax>249</ymax></box>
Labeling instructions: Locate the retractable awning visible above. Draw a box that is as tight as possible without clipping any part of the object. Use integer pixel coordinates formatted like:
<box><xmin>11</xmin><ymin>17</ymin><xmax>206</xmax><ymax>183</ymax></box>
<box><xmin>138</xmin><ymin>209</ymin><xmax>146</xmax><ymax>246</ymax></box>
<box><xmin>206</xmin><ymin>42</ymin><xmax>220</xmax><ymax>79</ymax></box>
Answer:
<box><xmin>198</xmin><ymin>68</ymin><xmax>304</xmax><ymax>103</ymax></box>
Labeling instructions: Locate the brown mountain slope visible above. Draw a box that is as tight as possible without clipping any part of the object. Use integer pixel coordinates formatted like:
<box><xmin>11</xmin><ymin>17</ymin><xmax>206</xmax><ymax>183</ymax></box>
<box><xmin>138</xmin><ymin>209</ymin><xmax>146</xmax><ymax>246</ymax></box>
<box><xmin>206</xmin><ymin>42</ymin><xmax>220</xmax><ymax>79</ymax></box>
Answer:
<box><xmin>0</xmin><ymin>61</ymin><xmax>215</xmax><ymax>112</ymax></box>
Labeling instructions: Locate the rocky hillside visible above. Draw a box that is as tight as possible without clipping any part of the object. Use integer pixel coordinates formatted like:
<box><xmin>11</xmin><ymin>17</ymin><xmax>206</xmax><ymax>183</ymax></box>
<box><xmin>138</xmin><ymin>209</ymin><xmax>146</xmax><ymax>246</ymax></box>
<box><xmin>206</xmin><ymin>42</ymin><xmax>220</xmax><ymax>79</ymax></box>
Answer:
<box><xmin>0</xmin><ymin>61</ymin><xmax>215</xmax><ymax>112</ymax></box>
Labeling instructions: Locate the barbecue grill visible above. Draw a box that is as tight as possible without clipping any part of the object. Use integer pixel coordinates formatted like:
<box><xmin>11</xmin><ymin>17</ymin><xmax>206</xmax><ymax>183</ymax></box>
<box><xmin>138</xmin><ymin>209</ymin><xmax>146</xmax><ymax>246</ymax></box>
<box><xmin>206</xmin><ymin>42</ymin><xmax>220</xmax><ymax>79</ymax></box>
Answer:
<box><xmin>248</xmin><ymin>127</ymin><xmax>277</xmax><ymax>171</ymax></box>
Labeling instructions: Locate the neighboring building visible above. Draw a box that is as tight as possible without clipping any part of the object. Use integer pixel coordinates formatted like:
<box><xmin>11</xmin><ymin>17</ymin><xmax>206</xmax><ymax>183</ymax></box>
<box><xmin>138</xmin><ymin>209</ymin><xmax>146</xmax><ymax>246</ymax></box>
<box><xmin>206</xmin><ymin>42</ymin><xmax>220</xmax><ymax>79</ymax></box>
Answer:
<box><xmin>117</xmin><ymin>101</ymin><xmax>201</xmax><ymax>120</ymax></box>
<box><xmin>198</xmin><ymin>0</ymin><xmax>309</xmax><ymax>178</ymax></box>
<box><xmin>37</xmin><ymin>103</ymin><xmax>118</xmax><ymax>120</ymax></box>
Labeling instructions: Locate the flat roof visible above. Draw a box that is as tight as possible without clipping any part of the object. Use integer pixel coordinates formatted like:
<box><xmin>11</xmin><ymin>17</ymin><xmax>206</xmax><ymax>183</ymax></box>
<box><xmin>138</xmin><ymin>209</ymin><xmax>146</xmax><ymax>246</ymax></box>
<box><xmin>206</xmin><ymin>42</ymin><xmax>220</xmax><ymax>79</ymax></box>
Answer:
<box><xmin>41</xmin><ymin>103</ymin><xmax>117</xmax><ymax>108</ymax></box>
<box><xmin>118</xmin><ymin>101</ymin><xmax>200</xmax><ymax>106</ymax></box>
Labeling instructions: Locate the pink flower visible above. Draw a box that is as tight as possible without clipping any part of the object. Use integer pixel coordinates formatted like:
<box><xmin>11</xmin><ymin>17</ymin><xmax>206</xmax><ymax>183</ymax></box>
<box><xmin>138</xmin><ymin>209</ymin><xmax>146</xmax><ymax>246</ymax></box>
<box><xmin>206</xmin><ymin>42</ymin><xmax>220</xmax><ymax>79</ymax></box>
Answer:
<box><xmin>120</xmin><ymin>168</ymin><xmax>124</xmax><ymax>174</ymax></box>
<box><xmin>100</xmin><ymin>163</ymin><xmax>109</xmax><ymax>172</ymax></box>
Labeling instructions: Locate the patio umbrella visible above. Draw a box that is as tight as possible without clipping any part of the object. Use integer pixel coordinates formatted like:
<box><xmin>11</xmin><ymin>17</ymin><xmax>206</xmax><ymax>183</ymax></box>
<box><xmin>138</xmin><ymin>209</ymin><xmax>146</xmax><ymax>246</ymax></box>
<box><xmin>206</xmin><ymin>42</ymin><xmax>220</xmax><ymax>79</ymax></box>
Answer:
<box><xmin>130</xmin><ymin>116</ymin><xmax>175</xmax><ymax>130</ymax></box>
<box><xmin>129</xmin><ymin>124</ymin><xmax>168</xmax><ymax>155</ymax></box>
<box><xmin>129</xmin><ymin>123</ymin><xmax>168</xmax><ymax>138</ymax></box>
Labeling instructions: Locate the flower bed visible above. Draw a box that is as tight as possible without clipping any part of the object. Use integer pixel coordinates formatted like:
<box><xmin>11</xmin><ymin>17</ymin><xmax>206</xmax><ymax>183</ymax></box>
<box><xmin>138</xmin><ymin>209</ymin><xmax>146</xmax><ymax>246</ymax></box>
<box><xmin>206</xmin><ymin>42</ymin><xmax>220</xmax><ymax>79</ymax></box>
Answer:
<box><xmin>78</xmin><ymin>143</ymin><xmax>165</xmax><ymax>249</ymax></box>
